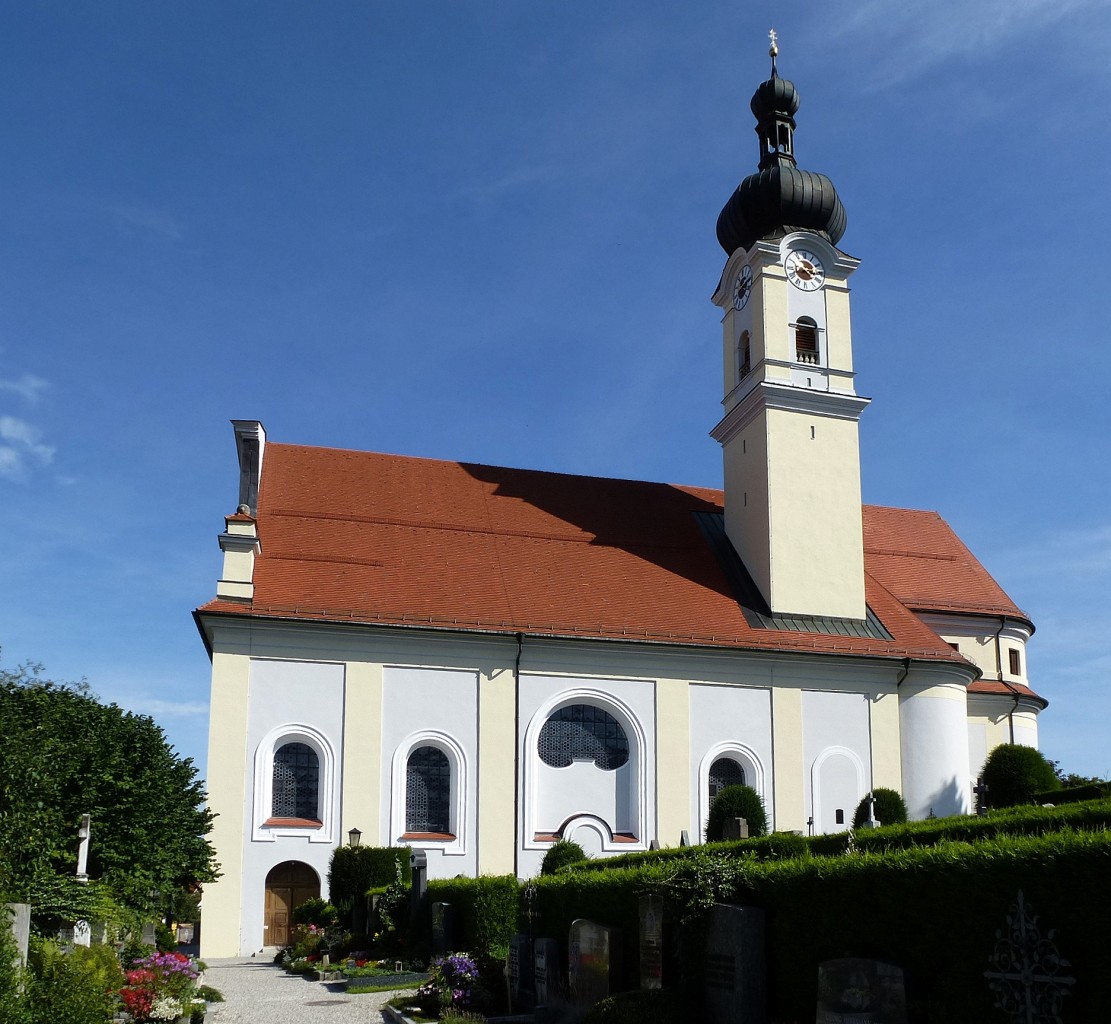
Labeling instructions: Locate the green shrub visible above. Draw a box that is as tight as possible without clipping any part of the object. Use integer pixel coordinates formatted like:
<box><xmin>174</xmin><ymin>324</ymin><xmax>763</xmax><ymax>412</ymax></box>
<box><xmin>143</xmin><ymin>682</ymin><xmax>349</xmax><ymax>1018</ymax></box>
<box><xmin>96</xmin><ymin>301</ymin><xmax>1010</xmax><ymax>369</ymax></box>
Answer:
<box><xmin>197</xmin><ymin>984</ymin><xmax>224</xmax><ymax>1002</ymax></box>
<box><xmin>291</xmin><ymin>897</ymin><xmax>339</xmax><ymax>927</ymax></box>
<box><xmin>23</xmin><ymin>938</ymin><xmax>119</xmax><ymax>1024</ymax></box>
<box><xmin>329</xmin><ymin>846</ymin><xmax>411</xmax><ymax>918</ymax></box>
<box><xmin>541</xmin><ymin>839</ymin><xmax>587</xmax><ymax>875</ymax></box>
<box><xmin>583</xmin><ymin>988</ymin><xmax>686</xmax><ymax>1024</ymax></box>
<box><xmin>851</xmin><ymin>788</ymin><xmax>908</xmax><ymax>828</ymax></box>
<box><xmin>705</xmin><ymin>785</ymin><xmax>768</xmax><ymax>841</ymax></box>
<box><xmin>982</xmin><ymin>744</ymin><xmax>1060</xmax><ymax>808</ymax></box>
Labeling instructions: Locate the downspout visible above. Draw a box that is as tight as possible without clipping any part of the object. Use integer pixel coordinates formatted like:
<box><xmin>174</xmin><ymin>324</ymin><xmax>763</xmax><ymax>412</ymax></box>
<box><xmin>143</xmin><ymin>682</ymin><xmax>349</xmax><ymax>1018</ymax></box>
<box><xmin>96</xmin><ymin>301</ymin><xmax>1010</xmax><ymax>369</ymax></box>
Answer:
<box><xmin>896</xmin><ymin>657</ymin><xmax>912</xmax><ymax>688</ymax></box>
<box><xmin>513</xmin><ymin>632</ymin><xmax>524</xmax><ymax>878</ymax></box>
<box><xmin>993</xmin><ymin>616</ymin><xmax>1021</xmax><ymax>743</ymax></box>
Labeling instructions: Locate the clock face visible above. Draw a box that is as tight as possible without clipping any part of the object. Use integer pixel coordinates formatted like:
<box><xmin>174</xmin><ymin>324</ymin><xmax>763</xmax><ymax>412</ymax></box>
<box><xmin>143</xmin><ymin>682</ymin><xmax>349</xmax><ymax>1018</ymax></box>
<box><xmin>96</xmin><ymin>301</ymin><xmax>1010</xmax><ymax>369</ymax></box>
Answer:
<box><xmin>784</xmin><ymin>249</ymin><xmax>826</xmax><ymax>291</ymax></box>
<box><xmin>732</xmin><ymin>265</ymin><xmax>753</xmax><ymax>311</ymax></box>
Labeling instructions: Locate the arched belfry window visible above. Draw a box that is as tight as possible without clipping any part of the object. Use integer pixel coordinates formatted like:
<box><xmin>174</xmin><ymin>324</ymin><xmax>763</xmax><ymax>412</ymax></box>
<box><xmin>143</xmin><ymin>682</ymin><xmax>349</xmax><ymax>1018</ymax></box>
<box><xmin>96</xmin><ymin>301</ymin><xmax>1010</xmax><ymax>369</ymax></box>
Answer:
<box><xmin>794</xmin><ymin>316</ymin><xmax>819</xmax><ymax>364</ymax></box>
<box><xmin>272</xmin><ymin>742</ymin><xmax>320</xmax><ymax>820</ymax></box>
<box><xmin>737</xmin><ymin>330</ymin><xmax>751</xmax><ymax>381</ymax></box>
<box><xmin>539</xmin><ymin>704</ymin><xmax>629</xmax><ymax>771</ymax></box>
<box><xmin>406</xmin><ymin>745</ymin><xmax>452</xmax><ymax>834</ymax></box>
<box><xmin>708</xmin><ymin>757</ymin><xmax>746</xmax><ymax>801</ymax></box>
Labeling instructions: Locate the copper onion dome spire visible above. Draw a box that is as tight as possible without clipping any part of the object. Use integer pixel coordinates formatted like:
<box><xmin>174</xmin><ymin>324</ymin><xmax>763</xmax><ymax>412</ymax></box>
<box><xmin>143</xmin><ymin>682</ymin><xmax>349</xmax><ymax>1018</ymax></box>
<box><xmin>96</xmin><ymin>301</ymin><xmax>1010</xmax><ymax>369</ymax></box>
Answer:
<box><xmin>716</xmin><ymin>34</ymin><xmax>847</xmax><ymax>257</ymax></box>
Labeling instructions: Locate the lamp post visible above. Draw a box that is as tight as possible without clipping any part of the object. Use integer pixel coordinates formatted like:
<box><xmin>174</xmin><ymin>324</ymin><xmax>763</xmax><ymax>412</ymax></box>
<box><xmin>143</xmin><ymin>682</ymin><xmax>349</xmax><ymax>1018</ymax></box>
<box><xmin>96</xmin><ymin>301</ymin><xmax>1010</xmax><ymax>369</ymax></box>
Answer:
<box><xmin>347</xmin><ymin>827</ymin><xmax>362</xmax><ymax>848</ymax></box>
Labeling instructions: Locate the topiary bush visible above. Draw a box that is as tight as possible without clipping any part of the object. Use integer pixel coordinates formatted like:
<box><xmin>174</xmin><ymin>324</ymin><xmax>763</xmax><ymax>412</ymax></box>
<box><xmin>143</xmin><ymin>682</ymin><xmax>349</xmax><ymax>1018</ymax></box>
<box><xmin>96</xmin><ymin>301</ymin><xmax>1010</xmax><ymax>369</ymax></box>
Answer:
<box><xmin>541</xmin><ymin>839</ymin><xmax>587</xmax><ymax>875</ymax></box>
<box><xmin>852</xmin><ymin>788</ymin><xmax>908</xmax><ymax>828</ymax></box>
<box><xmin>981</xmin><ymin>744</ymin><xmax>1060</xmax><ymax>808</ymax></box>
<box><xmin>705</xmin><ymin>785</ymin><xmax>768</xmax><ymax>841</ymax></box>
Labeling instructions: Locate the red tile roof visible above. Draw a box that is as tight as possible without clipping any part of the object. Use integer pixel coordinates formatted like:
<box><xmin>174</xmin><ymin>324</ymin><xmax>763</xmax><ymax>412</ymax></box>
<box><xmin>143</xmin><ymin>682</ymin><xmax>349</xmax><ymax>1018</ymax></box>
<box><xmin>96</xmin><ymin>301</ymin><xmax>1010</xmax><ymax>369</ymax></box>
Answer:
<box><xmin>196</xmin><ymin>443</ymin><xmax>1034</xmax><ymax>683</ymax></box>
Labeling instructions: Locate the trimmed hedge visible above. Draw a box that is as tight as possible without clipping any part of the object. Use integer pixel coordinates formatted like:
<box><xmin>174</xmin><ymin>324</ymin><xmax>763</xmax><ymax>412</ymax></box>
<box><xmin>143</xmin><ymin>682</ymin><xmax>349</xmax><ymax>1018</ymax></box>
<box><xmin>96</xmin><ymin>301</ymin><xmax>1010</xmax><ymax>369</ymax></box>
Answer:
<box><xmin>534</xmin><ymin>829</ymin><xmax>1111</xmax><ymax>1023</ymax></box>
<box><xmin>574</xmin><ymin>832</ymin><xmax>809</xmax><ymax>873</ymax></box>
<box><xmin>425</xmin><ymin>874</ymin><xmax>520</xmax><ymax>955</ymax></box>
<box><xmin>981</xmin><ymin>743</ymin><xmax>1059</xmax><ymax>808</ymax></box>
<box><xmin>329</xmin><ymin>846</ymin><xmax>411</xmax><ymax>911</ymax></box>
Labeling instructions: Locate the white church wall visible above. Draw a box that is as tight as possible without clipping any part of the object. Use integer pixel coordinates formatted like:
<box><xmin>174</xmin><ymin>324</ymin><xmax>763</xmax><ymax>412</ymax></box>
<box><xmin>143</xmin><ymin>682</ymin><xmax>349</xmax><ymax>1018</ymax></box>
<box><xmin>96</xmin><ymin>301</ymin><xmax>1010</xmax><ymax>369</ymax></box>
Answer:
<box><xmin>801</xmin><ymin>689</ymin><xmax>871</xmax><ymax>833</ymax></box>
<box><xmin>241</xmin><ymin>658</ymin><xmax>346</xmax><ymax>955</ymax></box>
<box><xmin>688</xmin><ymin>682</ymin><xmax>773</xmax><ymax>839</ymax></box>
<box><xmin>518</xmin><ymin>672</ymin><xmax>656</xmax><ymax>877</ymax></box>
<box><xmin>381</xmin><ymin>666</ymin><xmax>479</xmax><ymax>879</ymax></box>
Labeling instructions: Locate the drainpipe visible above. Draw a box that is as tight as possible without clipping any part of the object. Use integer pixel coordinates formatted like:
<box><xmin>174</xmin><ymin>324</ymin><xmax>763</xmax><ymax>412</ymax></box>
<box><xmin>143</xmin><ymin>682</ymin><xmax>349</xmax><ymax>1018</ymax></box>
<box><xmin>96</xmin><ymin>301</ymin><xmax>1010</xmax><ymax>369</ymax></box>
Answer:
<box><xmin>513</xmin><ymin>633</ymin><xmax>524</xmax><ymax>878</ymax></box>
<box><xmin>895</xmin><ymin>657</ymin><xmax>912</xmax><ymax>688</ymax></box>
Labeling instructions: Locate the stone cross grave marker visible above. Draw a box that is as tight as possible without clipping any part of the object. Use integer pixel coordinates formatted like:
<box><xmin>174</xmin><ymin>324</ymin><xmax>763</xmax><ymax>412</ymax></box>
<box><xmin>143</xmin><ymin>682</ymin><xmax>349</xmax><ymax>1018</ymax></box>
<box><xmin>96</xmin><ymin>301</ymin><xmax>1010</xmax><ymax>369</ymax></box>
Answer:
<box><xmin>508</xmin><ymin>933</ymin><xmax>534</xmax><ymax>1010</ymax></box>
<box><xmin>533</xmin><ymin>936</ymin><xmax>560</xmax><ymax>1007</ymax></box>
<box><xmin>638</xmin><ymin>895</ymin><xmax>664</xmax><ymax>990</ymax></box>
<box><xmin>569</xmin><ymin>918</ymin><xmax>621</xmax><ymax>1010</ymax></box>
<box><xmin>703</xmin><ymin>903</ymin><xmax>765</xmax><ymax>1024</ymax></box>
<box><xmin>816</xmin><ymin>958</ymin><xmax>907</xmax><ymax>1023</ymax></box>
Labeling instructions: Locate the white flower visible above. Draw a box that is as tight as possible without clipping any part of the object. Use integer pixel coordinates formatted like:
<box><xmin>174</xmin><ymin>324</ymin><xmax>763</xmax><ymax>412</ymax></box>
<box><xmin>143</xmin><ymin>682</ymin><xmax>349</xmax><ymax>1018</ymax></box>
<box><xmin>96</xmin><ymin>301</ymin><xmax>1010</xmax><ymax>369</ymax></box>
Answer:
<box><xmin>149</xmin><ymin>996</ymin><xmax>184</xmax><ymax>1020</ymax></box>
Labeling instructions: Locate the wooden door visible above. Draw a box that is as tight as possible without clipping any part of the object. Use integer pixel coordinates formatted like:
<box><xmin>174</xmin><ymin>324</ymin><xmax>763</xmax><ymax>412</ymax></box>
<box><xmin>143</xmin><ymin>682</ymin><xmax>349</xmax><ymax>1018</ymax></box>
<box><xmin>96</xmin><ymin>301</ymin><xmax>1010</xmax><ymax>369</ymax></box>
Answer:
<box><xmin>264</xmin><ymin>861</ymin><xmax>319</xmax><ymax>948</ymax></box>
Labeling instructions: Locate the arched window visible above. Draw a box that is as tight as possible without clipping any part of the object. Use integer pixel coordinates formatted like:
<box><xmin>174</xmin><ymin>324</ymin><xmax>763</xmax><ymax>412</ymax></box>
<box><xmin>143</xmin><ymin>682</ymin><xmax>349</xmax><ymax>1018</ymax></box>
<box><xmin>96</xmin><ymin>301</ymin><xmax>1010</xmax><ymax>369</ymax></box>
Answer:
<box><xmin>538</xmin><ymin>704</ymin><xmax>629</xmax><ymax>771</ymax></box>
<box><xmin>794</xmin><ymin>316</ymin><xmax>819</xmax><ymax>363</ymax></box>
<box><xmin>708</xmin><ymin>756</ymin><xmax>746</xmax><ymax>801</ymax></box>
<box><xmin>272</xmin><ymin>742</ymin><xmax>320</xmax><ymax>820</ymax></box>
<box><xmin>406</xmin><ymin>745</ymin><xmax>452</xmax><ymax>833</ymax></box>
<box><xmin>737</xmin><ymin>330</ymin><xmax>751</xmax><ymax>380</ymax></box>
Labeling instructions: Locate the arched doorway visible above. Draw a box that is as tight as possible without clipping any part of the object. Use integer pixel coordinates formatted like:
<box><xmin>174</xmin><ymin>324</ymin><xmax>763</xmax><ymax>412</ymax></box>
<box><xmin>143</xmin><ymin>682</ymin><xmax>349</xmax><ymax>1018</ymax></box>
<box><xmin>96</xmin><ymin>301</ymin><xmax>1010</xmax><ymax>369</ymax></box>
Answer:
<box><xmin>264</xmin><ymin>861</ymin><xmax>319</xmax><ymax>948</ymax></box>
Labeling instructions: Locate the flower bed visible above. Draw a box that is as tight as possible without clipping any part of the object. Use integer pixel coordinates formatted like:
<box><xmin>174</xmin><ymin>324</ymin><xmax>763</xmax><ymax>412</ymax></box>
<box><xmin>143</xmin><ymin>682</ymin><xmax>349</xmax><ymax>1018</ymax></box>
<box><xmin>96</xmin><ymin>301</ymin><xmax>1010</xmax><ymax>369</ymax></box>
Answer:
<box><xmin>119</xmin><ymin>951</ymin><xmax>203</xmax><ymax>1022</ymax></box>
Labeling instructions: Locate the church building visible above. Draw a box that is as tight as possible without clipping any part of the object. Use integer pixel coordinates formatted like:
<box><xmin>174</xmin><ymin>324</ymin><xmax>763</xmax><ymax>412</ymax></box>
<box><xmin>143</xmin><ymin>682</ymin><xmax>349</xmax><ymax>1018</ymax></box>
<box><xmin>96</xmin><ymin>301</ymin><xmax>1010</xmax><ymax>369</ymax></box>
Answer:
<box><xmin>195</xmin><ymin>51</ymin><xmax>1045</xmax><ymax>958</ymax></box>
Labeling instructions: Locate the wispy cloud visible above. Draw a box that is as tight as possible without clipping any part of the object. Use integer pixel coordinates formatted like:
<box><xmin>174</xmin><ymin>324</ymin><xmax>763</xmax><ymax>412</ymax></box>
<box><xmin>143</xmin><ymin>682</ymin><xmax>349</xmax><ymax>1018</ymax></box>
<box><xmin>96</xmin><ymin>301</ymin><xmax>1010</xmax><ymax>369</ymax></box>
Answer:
<box><xmin>823</xmin><ymin>0</ymin><xmax>1101</xmax><ymax>88</ymax></box>
<box><xmin>112</xmin><ymin>204</ymin><xmax>184</xmax><ymax>241</ymax></box>
<box><xmin>0</xmin><ymin>415</ymin><xmax>55</xmax><ymax>479</ymax></box>
<box><xmin>0</xmin><ymin>373</ymin><xmax>49</xmax><ymax>404</ymax></box>
<box><xmin>127</xmin><ymin>698</ymin><xmax>209</xmax><ymax>719</ymax></box>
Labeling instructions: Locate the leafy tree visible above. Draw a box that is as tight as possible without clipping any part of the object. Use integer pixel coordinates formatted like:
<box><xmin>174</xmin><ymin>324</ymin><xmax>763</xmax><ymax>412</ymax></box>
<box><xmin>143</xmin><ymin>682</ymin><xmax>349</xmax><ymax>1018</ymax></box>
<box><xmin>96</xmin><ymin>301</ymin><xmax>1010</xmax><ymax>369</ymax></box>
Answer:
<box><xmin>1048</xmin><ymin>759</ymin><xmax>1107</xmax><ymax>789</ymax></box>
<box><xmin>705</xmin><ymin>784</ymin><xmax>768</xmax><ymax>841</ymax></box>
<box><xmin>980</xmin><ymin>743</ymin><xmax>1059</xmax><ymax>809</ymax></box>
<box><xmin>852</xmin><ymin>788</ymin><xmax>908</xmax><ymax>828</ymax></box>
<box><xmin>0</xmin><ymin>661</ymin><xmax>218</xmax><ymax>923</ymax></box>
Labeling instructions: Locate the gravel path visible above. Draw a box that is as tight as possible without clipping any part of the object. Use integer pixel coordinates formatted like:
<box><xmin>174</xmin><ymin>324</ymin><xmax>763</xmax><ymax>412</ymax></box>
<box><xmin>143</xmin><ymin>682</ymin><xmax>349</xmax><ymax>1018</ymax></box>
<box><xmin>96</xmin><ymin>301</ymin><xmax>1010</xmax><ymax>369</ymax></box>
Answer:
<box><xmin>203</xmin><ymin>958</ymin><xmax>406</xmax><ymax>1024</ymax></box>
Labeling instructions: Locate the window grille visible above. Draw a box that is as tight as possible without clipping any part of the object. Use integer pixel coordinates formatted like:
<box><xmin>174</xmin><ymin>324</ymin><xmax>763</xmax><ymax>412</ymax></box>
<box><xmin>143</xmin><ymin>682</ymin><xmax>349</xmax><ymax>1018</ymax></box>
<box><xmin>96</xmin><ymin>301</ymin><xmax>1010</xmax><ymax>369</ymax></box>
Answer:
<box><xmin>272</xmin><ymin>742</ymin><xmax>319</xmax><ymax>819</ymax></box>
<box><xmin>708</xmin><ymin>757</ymin><xmax>746</xmax><ymax>800</ymax></box>
<box><xmin>538</xmin><ymin>704</ymin><xmax>629</xmax><ymax>770</ymax></box>
<box><xmin>406</xmin><ymin>745</ymin><xmax>451</xmax><ymax>833</ymax></box>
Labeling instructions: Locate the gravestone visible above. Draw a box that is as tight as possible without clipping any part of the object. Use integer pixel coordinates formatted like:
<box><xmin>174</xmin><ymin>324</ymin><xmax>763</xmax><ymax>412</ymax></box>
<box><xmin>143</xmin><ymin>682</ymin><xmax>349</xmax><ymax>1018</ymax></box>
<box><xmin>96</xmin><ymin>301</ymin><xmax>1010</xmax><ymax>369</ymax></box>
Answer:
<box><xmin>4</xmin><ymin>904</ymin><xmax>30</xmax><ymax>967</ymax></box>
<box><xmin>679</xmin><ymin>830</ymin><xmax>691</xmax><ymax>847</ymax></box>
<box><xmin>723</xmin><ymin>817</ymin><xmax>750</xmax><ymax>840</ymax></box>
<box><xmin>507</xmin><ymin>933</ymin><xmax>534</xmax><ymax>1010</ymax></box>
<box><xmin>533</xmin><ymin>937</ymin><xmax>561</xmax><ymax>1007</ymax></box>
<box><xmin>817</xmin><ymin>958</ymin><xmax>908</xmax><ymax>1023</ymax></box>
<box><xmin>431</xmin><ymin>902</ymin><xmax>454</xmax><ymax>955</ymax></box>
<box><xmin>141</xmin><ymin>921</ymin><xmax>157</xmax><ymax>946</ymax></box>
<box><xmin>703</xmin><ymin>903</ymin><xmax>765</xmax><ymax>1024</ymax></box>
<box><xmin>568</xmin><ymin>918</ymin><xmax>622</xmax><ymax>1010</ymax></box>
<box><xmin>638</xmin><ymin>895</ymin><xmax>663</xmax><ymax>990</ymax></box>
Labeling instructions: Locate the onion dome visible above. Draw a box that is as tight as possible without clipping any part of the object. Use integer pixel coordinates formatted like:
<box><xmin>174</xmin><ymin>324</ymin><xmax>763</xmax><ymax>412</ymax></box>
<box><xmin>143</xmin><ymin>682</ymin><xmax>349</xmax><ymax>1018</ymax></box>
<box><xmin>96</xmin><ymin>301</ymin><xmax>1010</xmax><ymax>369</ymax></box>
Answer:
<box><xmin>716</xmin><ymin>41</ymin><xmax>846</xmax><ymax>256</ymax></box>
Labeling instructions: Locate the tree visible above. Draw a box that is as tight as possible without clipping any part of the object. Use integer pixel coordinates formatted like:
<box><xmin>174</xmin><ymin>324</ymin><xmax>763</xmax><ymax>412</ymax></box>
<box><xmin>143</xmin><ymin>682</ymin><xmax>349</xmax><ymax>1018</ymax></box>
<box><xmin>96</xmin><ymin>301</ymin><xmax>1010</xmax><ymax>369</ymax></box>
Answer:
<box><xmin>540</xmin><ymin>839</ymin><xmax>587</xmax><ymax>875</ymax></box>
<box><xmin>705</xmin><ymin>784</ymin><xmax>768</xmax><ymax>841</ymax></box>
<box><xmin>0</xmin><ymin>661</ymin><xmax>218</xmax><ymax>921</ymax></box>
<box><xmin>980</xmin><ymin>743</ymin><xmax>1059</xmax><ymax>809</ymax></box>
<box><xmin>851</xmin><ymin>788</ymin><xmax>908</xmax><ymax>828</ymax></box>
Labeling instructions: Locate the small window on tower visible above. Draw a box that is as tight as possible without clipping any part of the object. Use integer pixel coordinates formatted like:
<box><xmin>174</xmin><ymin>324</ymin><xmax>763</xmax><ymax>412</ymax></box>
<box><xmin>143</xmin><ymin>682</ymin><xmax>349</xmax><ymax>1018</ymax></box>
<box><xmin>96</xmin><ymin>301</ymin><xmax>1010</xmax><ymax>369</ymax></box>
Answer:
<box><xmin>794</xmin><ymin>317</ymin><xmax>819</xmax><ymax>364</ymax></box>
<box><xmin>1009</xmin><ymin>648</ymin><xmax>1022</xmax><ymax>676</ymax></box>
<box><xmin>737</xmin><ymin>331</ymin><xmax>751</xmax><ymax>380</ymax></box>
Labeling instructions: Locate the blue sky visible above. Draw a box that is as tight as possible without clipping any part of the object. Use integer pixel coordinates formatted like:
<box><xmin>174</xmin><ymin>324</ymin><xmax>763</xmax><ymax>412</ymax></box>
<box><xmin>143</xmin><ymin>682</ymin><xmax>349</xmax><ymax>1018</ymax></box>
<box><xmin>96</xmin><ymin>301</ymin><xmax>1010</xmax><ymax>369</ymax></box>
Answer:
<box><xmin>2</xmin><ymin>2</ymin><xmax>1109</xmax><ymax>783</ymax></box>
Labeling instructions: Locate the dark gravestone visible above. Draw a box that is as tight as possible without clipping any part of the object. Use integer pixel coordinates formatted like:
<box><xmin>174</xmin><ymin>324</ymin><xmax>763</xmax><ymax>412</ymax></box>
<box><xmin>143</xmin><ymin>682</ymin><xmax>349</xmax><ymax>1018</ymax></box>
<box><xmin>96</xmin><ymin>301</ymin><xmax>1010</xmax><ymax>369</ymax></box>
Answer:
<box><xmin>723</xmin><ymin>817</ymin><xmax>750</xmax><ymax>840</ymax></box>
<box><xmin>508</xmin><ymin>933</ymin><xmax>534</xmax><ymax>1010</ymax></box>
<box><xmin>431</xmin><ymin>902</ymin><xmax>453</xmax><ymax>955</ymax></box>
<box><xmin>409</xmin><ymin>849</ymin><xmax>428</xmax><ymax>923</ymax></box>
<box><xmin>533</xmin><ymin>937</ymin><xmax>560</xmax><ymax>1007</ymax></box>
<box><xmin>704</xmin><ymin>903</ymin><xmax>765</xmax><ymax>1024</ymax></box>
<box><xmin>816</xmin><ymin>958</ymin><xmax>908</xmax><ymax>1024</ymax></box>
<box><xmin>639</xmin><ymin>895</ymin><xmax>664</xmax><ymax>990</ymax></box>
<box><xmin>568</xmin><ymin>918</ymin><xmax>622</xmax><ymax>1010</ymax></box>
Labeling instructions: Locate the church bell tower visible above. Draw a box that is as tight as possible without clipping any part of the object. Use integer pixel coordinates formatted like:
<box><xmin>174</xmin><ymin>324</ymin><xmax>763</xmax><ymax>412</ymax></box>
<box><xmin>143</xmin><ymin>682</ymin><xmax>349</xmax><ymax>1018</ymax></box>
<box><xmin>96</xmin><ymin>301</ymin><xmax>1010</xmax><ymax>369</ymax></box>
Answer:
<box><xmin>710</xmin><ymin>36</ymin><xmax>869</xmax><ymax>622</ymax></box>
